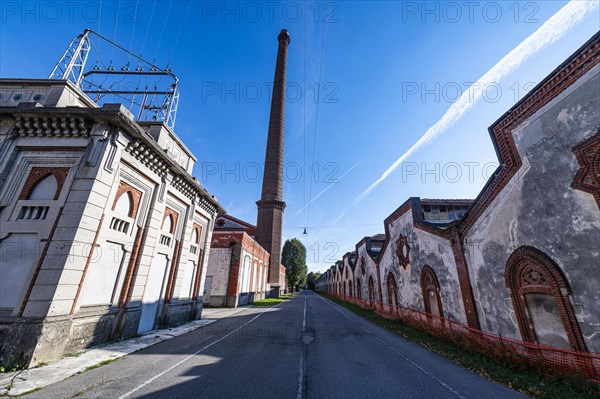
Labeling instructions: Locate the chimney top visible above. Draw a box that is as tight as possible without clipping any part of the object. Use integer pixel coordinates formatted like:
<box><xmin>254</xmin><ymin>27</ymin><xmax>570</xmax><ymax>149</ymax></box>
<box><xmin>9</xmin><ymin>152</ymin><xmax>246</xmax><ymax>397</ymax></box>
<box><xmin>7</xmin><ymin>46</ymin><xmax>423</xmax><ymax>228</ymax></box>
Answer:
<box><xmin>278</xmin><ymin>29</ymin><xmax>290</xmax><ymax>45</ymax></box>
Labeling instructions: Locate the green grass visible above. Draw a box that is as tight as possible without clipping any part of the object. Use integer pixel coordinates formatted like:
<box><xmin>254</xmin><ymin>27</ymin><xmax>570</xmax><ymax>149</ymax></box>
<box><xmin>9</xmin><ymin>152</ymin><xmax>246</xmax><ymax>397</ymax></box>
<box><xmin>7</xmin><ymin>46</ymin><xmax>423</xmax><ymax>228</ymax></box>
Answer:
<box><xmin>320</xmin><ymin>293</ymin><xmax>600</xmax><ymax>399</ymax></box>
<box><xmin>81</xmin><ymin>358</ymin><xmax>117</xmax><ymax>372</ymax></box>
<box><xmin>252</xmin><ymin>293</ymin><xmax>296</xmax><ymax>306</ymax></box>
<box><xmin>252</xmin><ymin>298</ymin><xmax>287</xmax><ymax>306</ymax></box>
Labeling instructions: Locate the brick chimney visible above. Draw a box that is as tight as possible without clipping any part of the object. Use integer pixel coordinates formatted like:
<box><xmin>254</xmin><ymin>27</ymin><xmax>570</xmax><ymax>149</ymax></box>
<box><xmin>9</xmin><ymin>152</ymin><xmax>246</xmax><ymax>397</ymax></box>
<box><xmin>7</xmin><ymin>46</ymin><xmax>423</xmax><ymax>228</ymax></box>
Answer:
<box><xmin>256</xmin><ymin>29</ymin><xmax>290</xmax><ymax>296</ymax></box>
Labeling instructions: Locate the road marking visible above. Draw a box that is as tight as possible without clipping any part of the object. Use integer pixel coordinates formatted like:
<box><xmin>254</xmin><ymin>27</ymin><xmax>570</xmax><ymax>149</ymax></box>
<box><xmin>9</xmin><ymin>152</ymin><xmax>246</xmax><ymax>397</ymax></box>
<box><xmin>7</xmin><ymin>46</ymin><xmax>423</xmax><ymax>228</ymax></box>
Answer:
<box><xmin>296</xmin><ymin>349</ymin><xmax>304</xmax><ymax>399</ymax></box>
<box><xmin>297</xmin><ymin>294</ymin><xmax>308</xmax><ymax>399</ymax></box>
<box><xmin>302</xmin><ymin>295</ymin><xmax>307</xmax><ymax>332</ymax></box>
<box><xmin>118</xmin><ymin>307</ymin><xmax>275</xmax><ymax>399</ymax></box>
<box><xmin>317</xmin><ymin>295</ymin><xmax>467</xmax><ymax>399</ymax></box>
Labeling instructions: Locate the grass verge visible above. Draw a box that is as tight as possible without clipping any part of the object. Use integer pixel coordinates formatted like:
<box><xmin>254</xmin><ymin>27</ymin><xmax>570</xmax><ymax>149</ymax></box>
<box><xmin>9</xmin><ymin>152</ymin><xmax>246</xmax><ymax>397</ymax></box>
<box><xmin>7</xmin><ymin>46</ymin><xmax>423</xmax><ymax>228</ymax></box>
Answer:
<box><xmin>252</xmin><ymin>298</ymin><xmax>287</xmax><ymax>306</ymax></box>
<box><xmin>81</xmin><ymin>358</ymin><xmax>117</xmax><ymax>373</ymax></box>
<box><xmin>320</xmin><ymin>293</ymin><xmax>600</xmax><ymax>399</ymax></box>
<box><xmin>252</xmin><ymin>292</ymin><xmax>296</xmax><ymax>306</ymax></box>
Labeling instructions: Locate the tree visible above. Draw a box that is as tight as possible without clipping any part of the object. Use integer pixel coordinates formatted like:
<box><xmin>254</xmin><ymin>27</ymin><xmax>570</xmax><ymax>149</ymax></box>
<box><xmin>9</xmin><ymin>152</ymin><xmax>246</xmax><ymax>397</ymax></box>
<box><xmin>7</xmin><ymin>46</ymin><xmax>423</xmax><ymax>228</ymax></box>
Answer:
<box><xmin>281</xmin><ymin>238</ymin><xmax>307</xmax><ymax>292</ymax></box>
<box><xmin>306</xmin><ymin>272</ymin><xmax>322</xmax><ymax>290</ymax></box>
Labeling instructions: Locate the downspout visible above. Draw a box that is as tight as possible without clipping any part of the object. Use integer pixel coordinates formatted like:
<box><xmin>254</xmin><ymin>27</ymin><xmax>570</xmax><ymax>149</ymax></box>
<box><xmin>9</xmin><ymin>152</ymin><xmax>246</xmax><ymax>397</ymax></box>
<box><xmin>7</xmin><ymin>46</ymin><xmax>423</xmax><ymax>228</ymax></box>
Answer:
<box><xmin>224</xmin><ymin>241</ymin><xmax>236</xmax><ymax>307</ymax></box>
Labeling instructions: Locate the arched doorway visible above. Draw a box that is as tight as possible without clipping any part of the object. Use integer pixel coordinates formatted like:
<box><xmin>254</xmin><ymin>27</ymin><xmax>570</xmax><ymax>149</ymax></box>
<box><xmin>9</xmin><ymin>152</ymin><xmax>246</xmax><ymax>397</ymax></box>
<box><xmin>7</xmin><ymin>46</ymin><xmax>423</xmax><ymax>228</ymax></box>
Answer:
<box><xmin>368</xmin><ymin>276</ymin><xmax>375</xmax><ymax>306</ymax></box>
<box><xmin>505</xmin><ymin>246</ymin><xmax>586</xmax><ymax>351</ymax></box>
<box><xmin>387</xmin><ymin>272</ymin><xmax>398</xmax><ymax>307</ymax></box>
<box><xmin>421</xmin><ymin>266</ymin><xmax>443</xmax><ymax>318</ymax></box>
<box><xmin>349</xmin><ymin>280</ymin><xmax>353</xmax><ymax>297</ymax></box>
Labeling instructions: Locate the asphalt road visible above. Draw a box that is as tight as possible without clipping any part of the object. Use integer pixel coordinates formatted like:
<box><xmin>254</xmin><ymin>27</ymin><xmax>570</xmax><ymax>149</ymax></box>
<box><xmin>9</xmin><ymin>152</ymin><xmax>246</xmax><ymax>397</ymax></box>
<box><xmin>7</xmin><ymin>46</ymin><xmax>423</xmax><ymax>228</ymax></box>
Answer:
<box><xmin>28</xmin><ymin>291</ymin><xmax>526</xmax><ymax>398</ymax></box>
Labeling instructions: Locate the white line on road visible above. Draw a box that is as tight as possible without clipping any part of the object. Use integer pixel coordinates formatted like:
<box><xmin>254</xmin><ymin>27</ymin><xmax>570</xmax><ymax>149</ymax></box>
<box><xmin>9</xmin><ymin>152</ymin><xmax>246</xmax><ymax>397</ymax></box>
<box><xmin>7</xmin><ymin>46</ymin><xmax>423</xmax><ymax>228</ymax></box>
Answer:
<box><xmin>118</xmin><ymin>307</ymin><xmax>275</xmax><ymax>399</ymax></box>
<box><xmin>317</xmin><ymin>295</ymin><xmax>467</xmax><ymax>399</ymax></box>
<box><xmin>296</xmin><ymin>349</ymin><xmax>304</xmax><ymax>399</ymax></box>
<box><xmin>302</xmin><ymin>295</ymin><xmax>307</xmax><ymax>332</ymax></box>
<box><xmin>297</xmin><ymin>294</ymin><xmax>308</xmax><ymax>399</ymax></box>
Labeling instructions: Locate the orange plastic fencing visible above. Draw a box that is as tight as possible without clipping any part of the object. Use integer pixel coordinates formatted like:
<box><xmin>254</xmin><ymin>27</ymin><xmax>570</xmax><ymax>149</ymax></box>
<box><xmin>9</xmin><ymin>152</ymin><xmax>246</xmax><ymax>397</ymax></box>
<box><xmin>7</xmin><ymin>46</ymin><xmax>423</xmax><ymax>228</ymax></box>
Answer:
<box><xmin>323</xmin><ymin>292</ymin><xmax>600</xmax><ymax>383</ymax></box>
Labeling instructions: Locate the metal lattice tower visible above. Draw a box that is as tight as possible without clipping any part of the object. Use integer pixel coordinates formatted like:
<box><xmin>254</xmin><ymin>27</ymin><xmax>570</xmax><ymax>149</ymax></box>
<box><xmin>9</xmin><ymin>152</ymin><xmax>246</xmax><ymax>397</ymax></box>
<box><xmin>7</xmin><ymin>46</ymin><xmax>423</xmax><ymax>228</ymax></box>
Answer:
<box><xmin>48</xmin><ymin>29</ymin><xmax>180</xmax><ymax>130</ymax></box>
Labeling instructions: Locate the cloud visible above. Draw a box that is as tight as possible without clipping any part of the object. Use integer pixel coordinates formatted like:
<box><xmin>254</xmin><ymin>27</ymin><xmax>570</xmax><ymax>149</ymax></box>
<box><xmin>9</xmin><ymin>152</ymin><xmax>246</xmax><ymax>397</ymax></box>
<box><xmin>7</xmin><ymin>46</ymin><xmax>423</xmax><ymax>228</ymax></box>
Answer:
<box><xmin>353</xmin><ymin>0</ymin><xmax>599</xmax><ymax>205</ymax></box>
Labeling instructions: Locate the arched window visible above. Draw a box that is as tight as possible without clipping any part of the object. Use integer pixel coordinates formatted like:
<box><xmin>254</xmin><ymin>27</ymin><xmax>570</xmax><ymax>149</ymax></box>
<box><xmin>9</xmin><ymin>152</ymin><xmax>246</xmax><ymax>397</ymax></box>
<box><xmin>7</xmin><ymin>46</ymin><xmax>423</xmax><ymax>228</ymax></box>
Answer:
<box><xmin>368</xmin><ymin>276</ymin><xmax>375</xmax><ymax>304</ymax></box>
<box><xmin>356</xmin><ymin>278</ymin><xmax>362</xmax><ymax>299</ymax></box>
<box><xmin>191</xmin><ymin>228</ymin><xmax>199</xmax><ymax>244</ymax></box>
<box><xmin>387</xmin><ymin>272</ymin><xmax>398</xmax><ymax>307</ymax></box>
<box><xmin>19</xmin><ymin>168</ymin><xmax>69</xmax><ymax>201</ymax></box>
<box><xmin>349</xmin><ymin>280</ymin><xmax>353</xmax><ymax>297</ymax></box>
<box><xmin>421</xmin><ymin>266</ymin><xmax>443</xmax><ymax>317</ymax></box>
<box><xmin>505</xmin><ymin>246</ymin><xmax>586</xmax><ymax>351</ymax></box>
<box><xmin>114</xmin><ymin>191</ymin><xmax>133</xmax><ymax>217</ymax></box>
<box><xmin>28</xmin><ymin>174</ymin><xmax>57</xmax><ymax>200</ymax></box>
<box><xmin>162</xmin><ymin>214</ymin><xmax>173</xmax><ymax>233</ymax></box>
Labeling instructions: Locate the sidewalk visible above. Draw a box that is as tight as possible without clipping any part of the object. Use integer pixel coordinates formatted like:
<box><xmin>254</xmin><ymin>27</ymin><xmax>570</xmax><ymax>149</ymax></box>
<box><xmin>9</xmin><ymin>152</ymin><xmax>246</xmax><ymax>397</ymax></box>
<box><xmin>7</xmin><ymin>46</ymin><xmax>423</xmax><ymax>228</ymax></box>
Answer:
<box><xmin>0</xmin><ymin>306</ymin><xmax>250</xmax><ymax>396</ymax></box>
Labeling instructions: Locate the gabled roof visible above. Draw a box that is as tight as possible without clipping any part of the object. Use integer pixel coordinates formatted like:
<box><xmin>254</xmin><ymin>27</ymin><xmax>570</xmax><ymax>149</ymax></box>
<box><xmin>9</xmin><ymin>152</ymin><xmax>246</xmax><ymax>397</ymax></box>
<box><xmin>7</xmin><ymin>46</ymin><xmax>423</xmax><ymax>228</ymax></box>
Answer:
<box><xmin>214</xmin><ymin>214</ymin><xmax>256</xmax><ymax>235</ymax></box>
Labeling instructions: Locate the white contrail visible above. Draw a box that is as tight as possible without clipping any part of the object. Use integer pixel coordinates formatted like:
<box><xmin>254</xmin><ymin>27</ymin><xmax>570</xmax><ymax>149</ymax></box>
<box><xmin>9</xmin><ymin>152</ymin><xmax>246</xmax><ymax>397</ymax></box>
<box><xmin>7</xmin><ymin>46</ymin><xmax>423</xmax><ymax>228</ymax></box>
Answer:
<box><xmin>354</xmin><ymin>0</ymin><xmax>598</xmax><ymax>205</ymax></box>
<box><xmin>288</xmin><ymin>159</ymin><xmax>363</xmax><ymax>222</ymax></box>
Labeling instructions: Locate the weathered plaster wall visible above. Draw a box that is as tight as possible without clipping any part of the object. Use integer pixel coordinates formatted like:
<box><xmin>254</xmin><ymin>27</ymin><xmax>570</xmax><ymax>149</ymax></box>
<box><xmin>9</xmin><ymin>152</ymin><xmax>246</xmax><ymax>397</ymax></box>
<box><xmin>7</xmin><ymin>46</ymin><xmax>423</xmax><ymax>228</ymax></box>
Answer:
<box><xmin>355</xmin><ymin>243</ymin><xmax>380</xmax><ymax>302</ymax></box>
<box><xmin>464</xmin><ymin>65</ymin><xmax>600</xmax><ymax>351</ymax></box>
<box><xmin>205</xmin><ymin>247</ymin><xmax>232</xmax><ymax>304</ymax></box>
<box><xmin>379</xmin><ymin>211</ymin><xmax>467</xmax><ymax>324</ymax></box>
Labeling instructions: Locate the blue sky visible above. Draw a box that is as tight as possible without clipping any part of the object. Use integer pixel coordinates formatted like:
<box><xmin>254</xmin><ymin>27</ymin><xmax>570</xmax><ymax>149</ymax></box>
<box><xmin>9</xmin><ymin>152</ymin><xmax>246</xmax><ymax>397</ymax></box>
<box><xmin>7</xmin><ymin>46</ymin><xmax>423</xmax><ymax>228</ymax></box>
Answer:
<box><xmin>1</xmin><ymin>1</ymin><xmax>599</xmax><ymax>273</ymax></box>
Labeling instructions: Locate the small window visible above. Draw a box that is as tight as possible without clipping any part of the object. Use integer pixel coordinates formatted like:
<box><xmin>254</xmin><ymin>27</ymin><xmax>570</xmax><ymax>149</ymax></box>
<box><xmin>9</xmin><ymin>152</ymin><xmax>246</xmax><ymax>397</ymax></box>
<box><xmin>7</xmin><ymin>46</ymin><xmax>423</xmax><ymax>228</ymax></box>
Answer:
<box><xmin>28</xmin><ymin>175</ymin><xmax>57</xmax><ymax>200</ymax></box>
<box><xmin>114</xmin><ymin>192</ymin><xmax>133</xmax><ymax>217</ymax></box>
<box><xmin>163</xmin><ymin>214</ymin><xmax>173</xmax><ymax>233</ymax></box>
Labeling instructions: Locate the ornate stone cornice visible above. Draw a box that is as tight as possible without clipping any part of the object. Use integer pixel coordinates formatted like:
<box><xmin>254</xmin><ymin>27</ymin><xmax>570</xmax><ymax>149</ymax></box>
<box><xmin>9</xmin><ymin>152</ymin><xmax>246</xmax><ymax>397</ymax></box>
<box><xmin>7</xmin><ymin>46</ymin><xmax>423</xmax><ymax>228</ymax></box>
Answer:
<box><xmin>125</xmin><ymin>140</ymin><xmax>170</xmax><ymax>177</ymax></box>
<box><xmin>13</xmin><ymin>115</ymin><xmax>92</xmax><ymax>137</ymax></box>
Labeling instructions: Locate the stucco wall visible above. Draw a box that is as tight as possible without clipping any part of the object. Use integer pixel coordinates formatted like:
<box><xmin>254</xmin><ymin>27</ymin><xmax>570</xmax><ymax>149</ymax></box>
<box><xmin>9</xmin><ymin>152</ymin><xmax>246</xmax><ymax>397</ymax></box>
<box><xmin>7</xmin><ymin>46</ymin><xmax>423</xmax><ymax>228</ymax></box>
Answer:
<box><xmin>464</xmin><ymin>65</ymin><xmax>600</xmax><ymax>350</ymax></box>
<box><xmin>379</xmin><ymin>211</ymin><xmax>467</xmax><ymax>324</ymax></box>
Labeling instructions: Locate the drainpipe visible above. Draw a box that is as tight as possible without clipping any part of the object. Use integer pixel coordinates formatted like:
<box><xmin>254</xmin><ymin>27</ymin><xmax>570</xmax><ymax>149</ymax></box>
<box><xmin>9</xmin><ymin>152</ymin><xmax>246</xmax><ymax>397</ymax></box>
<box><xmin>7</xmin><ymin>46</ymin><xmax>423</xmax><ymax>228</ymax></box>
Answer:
<box><xmin>224</xmin><ymin>241</ymin><xmax>236</xmax><ymax>307</ymax></box>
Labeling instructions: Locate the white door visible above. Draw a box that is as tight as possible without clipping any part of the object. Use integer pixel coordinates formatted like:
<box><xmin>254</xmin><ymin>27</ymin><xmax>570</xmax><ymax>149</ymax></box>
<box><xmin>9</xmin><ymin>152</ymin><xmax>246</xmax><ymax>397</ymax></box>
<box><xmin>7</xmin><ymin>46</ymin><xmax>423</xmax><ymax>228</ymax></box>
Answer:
<box><xmin>138</xmin><ymin>254</ymin><xmax>169</xmax><ymax>333</ymax></box>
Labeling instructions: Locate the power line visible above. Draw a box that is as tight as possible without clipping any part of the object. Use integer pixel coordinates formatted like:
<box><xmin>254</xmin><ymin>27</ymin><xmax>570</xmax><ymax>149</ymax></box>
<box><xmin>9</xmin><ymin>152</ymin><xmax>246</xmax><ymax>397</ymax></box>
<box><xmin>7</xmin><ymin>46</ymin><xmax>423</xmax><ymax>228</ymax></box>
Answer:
<box><xmin>168</xmin><ymin>0</ymin><xmax>193</xmax><ymax>62</ymax></box>
<box><xmin>128</xmin><ymin>0</ymin><xmax>139</xmax><ymax>55</ymax></box>
<box><xmin>306</xmin><ymin>15</ymin><xmax>328</xmax><ymax>232</ymax></box>
<box><xmin>140</xmin><ymin>0</ymin><xmax>156</xmax><ymax>56</ymax></box>
<box><xmin>111</xmin><ymin>0</ymin><xmax>121</xmax><ymax>60</ymax></box>
<box><xmin>155</xmin><ymin>1</ymin><xmax>173</xmax><ymax>61</ymax></box>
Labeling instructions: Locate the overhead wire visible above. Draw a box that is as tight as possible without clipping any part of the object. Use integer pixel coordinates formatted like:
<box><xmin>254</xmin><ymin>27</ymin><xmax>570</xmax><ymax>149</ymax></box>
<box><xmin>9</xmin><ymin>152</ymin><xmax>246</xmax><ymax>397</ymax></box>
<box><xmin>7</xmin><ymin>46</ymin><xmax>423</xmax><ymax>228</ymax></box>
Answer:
<box><xmin>128</xmin><ymin>0</ymin><xmax>139</xmax><ymax>57</ymax></box>
<box><xmin>168</xmin><ymin>0</ymin><xmax>193</xmax><ymax>63</ymax></box>
<box><xmin>111</xmin><ymin>0</ymin><xmax>121</xmax><ymax>60</ymax></box>
<box><xmin>303</xmin><ymin>0</ymin><xmax>307</xmax><ymax>232</ymax></box>
<box><xmin>155</xmin><ymin>1</ymin><xmax>173</xmax><ymax>62</ymax></box>
<box><xmin>305</xmin><ymin>13</ymin><xmax>328</xmax><ymax>233</ymax></box>
<box><xmin>140</xmin><ymin>0</ymin><xmax>157</xmax><ymax>56</ymax></box>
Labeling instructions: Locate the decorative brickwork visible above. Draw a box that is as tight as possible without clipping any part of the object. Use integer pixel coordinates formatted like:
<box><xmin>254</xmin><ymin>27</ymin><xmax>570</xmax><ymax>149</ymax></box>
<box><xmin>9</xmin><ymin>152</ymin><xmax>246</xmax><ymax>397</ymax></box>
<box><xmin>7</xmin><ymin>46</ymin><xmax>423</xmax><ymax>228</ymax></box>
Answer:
<box><xmin>19</xmin><ymin>167</ymin><xmax>70</xmax><ymax>200</ymax></box>
<box><xmin>396</xmin><ymin>235</ymin><xmax>410</xmax><ymax>270</ymax></box>
<box><xmin>572</xmin><ymin>130</ymin><xmax>600</xmax><ymax>208</ymax></box>
<box><xmin>162</xmin><ymin>207</ymin><xmax>179</xmax><ymax>234</ymax></box>
<box><xmin>459</xmin><ymin>34</ymin><xmax>600</xmax><ymax>236</ymax></box>
<box><xmin>505</xmin><ymin>246</ymin><xmax>586</xmax><ymax>352</ymax></box>
<box><xmin>192</xmin><ymin>223</ymin><xmax>202</xmax><ymax>244</ymax></box>
<box><xmin>112</xmin><ymin>181</ymin><xmax>143</xmax><ymax>218</ymax></box>
<box><xmin>421</xmin><ymin>265</ymin><xmax>444</xmax><ymax>318</ymax></box>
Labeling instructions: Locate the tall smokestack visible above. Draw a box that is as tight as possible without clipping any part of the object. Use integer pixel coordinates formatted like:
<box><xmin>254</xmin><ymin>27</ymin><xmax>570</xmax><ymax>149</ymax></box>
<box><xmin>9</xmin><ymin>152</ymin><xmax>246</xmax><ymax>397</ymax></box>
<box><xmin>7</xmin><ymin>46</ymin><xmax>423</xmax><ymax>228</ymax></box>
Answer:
<box><xmin>256</xmin><ymin>29</ymin><xmax>290</xmax><ymax>296</ymax></box>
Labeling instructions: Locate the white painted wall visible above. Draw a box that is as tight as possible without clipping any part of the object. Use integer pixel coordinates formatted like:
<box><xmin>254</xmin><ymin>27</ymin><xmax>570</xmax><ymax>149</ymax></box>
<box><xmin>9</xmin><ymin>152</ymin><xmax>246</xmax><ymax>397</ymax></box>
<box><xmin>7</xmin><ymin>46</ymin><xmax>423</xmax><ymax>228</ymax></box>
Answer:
<box><xmin>79</xmin><ymin>241</ymin><xmax>125</xmax><ymax>306</ymax></box>
<box><xmin>0</xmin><ymin>233</ymin><xmax>38</xmax><ymax>310</ymax></box>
